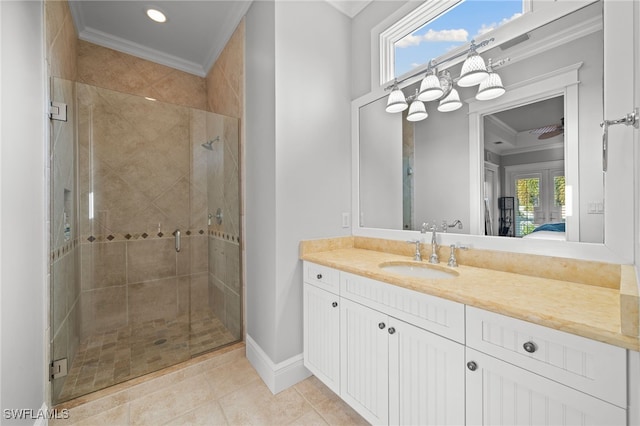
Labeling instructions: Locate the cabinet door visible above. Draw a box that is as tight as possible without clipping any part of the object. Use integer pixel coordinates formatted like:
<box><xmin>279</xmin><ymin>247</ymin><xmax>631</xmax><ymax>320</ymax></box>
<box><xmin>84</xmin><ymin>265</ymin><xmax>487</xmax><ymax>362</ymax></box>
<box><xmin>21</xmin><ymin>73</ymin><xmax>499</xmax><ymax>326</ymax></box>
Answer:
<box><xmin>389</xmin><ymin>318</ymin><xmax>465</xmax><ymax>426</ymax></box>
<box><xmin>340</xmin><ymin>298</ymin><xmax>389</xmax><ymax>425</ymax></box>
<box><xmin>303</xmin><ymin>283</ymin><xmax>340</xmax><ymax>394</ymax></box>
<box><xmin>466</xmin><ymin>348</ymin><xmax>626</xmax><ymax>426</ymax></box>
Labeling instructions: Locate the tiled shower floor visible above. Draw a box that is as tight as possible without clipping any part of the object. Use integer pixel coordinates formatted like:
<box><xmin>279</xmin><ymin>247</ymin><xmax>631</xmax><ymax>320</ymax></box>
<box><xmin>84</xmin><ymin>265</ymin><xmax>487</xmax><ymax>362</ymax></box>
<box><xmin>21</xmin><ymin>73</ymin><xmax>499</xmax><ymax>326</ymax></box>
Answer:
<box><xmin>58</xmin><ymin>311</ymin><xmax>238</xmax><ymax>402</ymax></box>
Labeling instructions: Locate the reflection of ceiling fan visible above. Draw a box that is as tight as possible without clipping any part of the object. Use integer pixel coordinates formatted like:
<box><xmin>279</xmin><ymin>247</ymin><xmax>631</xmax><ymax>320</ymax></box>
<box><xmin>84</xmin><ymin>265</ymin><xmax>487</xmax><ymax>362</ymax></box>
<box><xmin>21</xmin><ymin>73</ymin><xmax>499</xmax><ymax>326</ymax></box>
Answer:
<box><xmin>529</xmin><ymin>117</ymin><xmax>564</xmax><ymax>140</ymax></box>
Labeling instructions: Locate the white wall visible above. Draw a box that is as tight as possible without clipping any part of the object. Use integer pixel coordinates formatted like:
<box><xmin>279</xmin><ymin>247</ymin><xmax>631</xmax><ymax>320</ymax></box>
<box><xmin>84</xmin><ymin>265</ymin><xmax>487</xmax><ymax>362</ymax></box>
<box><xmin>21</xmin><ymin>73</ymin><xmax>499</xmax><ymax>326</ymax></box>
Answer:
<box><xmin>350</xmin><ymin>1</ymin><xmax>411</xmax><ymax>98</ymax></box>
<box><xmin>245</xmin><ymin>0</ymin><xmax>278</xmax><ymax>364</ymax></box>
<box><xmin>359</xmin><ymin>97</ymin><xmax>403</xmax><ymax>229</ymax></box>
<box><xmin>0</xmin><ymin>0</ymin><xmax>47</xmax><ymax>423</ymax></box>
<box><xmin>413</xmin><ymin>102</ymin><xmax>470</xmax><ymax>232</ymax></box>
<box><xmin>245</xmin><ymin>0</ymin><xmax>351</xmax><ymax>376</ymax></box>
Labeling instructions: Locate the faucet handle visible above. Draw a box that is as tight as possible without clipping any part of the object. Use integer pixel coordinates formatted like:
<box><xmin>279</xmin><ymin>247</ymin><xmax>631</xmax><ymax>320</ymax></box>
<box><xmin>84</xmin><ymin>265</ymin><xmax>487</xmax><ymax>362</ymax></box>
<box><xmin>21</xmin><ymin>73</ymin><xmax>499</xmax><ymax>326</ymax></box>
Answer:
<box><xmin>407</xmin><ymin>239</ymin><xmax>422</xmax><ymax>261</ymax></box>
<box><xmin>420</xmin><ymin>222</ymin><xmax>429</xmax><ymax>233</ymax></box>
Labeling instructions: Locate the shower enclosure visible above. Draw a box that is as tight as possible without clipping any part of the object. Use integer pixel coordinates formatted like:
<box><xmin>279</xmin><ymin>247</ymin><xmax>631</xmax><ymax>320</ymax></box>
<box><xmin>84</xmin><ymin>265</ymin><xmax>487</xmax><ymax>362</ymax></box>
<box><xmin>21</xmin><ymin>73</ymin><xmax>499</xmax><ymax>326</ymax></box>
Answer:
<box><xmin>49</xmin><ymin>77</ymin><xmax>242</xmax><ymax>404</ymax></box>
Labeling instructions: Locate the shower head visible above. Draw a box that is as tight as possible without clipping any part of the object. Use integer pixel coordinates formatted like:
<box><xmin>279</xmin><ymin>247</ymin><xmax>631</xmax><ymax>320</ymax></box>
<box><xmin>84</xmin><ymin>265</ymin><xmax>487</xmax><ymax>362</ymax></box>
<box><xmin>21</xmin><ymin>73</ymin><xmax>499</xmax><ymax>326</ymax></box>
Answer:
<box><xmin>201</xmin><ymin>136</ymin><xmax>220</xmax><ymax>151</ymax></box>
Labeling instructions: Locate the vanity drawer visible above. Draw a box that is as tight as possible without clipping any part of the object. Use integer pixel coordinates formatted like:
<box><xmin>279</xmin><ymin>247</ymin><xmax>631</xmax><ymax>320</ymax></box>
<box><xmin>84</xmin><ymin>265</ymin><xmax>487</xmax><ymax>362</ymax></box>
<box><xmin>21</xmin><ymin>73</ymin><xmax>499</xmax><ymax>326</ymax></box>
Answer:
<box><xmin>303</xmin><ymin>262</ymin><xmax>340</xmax><ymax>294</ymax></box>
<box><xmin>466</xmin><ymin>306</ymin><xmax>627</xmax><ymax>408</ymax></box>
<box><xmin>340</xmin><ymin>271</ymin><xmax>465</xmax><ymax>343</ymax></box>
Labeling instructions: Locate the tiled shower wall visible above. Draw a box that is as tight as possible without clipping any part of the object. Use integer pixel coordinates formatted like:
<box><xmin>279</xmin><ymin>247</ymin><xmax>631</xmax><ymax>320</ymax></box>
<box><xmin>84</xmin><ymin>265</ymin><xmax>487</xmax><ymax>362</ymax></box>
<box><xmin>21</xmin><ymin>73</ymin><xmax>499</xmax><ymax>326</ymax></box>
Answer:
<box><xmin>76</xmin><ymin>84</ymin><xmax>227</xmax><ymax>336</ymax></box>
<box><xmin>46</xmin><ymin>0</ymin><xmax>80</xmax><ymax>402</ymax></box>
<box><xmin>202</xmin><ymin>113</ymin><xmax>241</xmax><ymax>338</ymax></box>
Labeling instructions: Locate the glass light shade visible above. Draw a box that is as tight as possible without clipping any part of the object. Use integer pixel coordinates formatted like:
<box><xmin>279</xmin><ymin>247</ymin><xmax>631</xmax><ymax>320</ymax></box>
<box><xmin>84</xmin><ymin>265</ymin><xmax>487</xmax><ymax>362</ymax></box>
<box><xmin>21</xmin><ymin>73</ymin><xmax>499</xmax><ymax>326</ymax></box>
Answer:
<box><xmin>417</xmin><ymin>74</ymin><xmax>444</xmax><ymax>102</ymax></box>
<box><xmin>475</xmin><ymin>71</ymin><xmax>505</xmax><ymax>100</ymax></box>
<box><xmin>458</xmin><ymin>52</ymin><xmax>489</xmax><ymax>87</ymax></box>
<box><xmin>386</xmin><ymin>87</ymin><xmax>408</xmax><ymax>113</ymax></box>
<box><xmin>406</xmin><ymin>100</ymin><xmax>428</xmax><ymax>122</ymax></box>
<box><xmin>437</xmin><ymin>88</ymin><xmax>463</xmax><ymax>112</ymax></box>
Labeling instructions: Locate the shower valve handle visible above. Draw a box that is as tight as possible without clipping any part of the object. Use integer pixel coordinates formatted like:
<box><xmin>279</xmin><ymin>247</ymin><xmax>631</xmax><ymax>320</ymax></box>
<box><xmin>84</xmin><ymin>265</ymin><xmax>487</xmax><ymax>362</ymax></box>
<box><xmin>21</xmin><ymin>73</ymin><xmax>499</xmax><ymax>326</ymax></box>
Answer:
<box><xmin>175</xmin><ymin>229</ymin><xmax>181</xmax><ymax>253</ymax></box>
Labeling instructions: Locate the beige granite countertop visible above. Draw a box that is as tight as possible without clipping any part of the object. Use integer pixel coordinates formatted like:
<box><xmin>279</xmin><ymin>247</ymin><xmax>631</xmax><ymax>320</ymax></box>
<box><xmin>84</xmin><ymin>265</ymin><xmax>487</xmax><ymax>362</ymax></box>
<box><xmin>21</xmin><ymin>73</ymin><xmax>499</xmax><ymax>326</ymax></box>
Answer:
<box><xmin>300</xmin><ymin>236</ymin><xmax>640</xmax><ymax>351</ymax></box>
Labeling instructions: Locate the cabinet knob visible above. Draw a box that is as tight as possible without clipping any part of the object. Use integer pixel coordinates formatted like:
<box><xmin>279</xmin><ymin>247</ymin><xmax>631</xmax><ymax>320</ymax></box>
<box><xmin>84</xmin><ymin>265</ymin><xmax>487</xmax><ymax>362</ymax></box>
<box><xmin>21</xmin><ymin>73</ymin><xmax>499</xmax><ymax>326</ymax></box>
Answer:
<box><xmin>388</xmin><ymin>327</ymin><xmax>396</xmax><ymax>334</ymax></box>
<box><xmin>332</xmin><ymin>301</ymin><xmax>338</xmax><ymax>308</ymax></box>
<box><xmin>467</xmin><ymin>361</ymin><xmax>478</xmax><ymax>371</ymax></box>
<box><xmin>378</xmin><ymin>322</ymin><xmax>386</xmax><ymax>330</ymax></box>
<box><xmin>316</xmin><ymin>273</ymin><xmax>323</xmax><ymax>280</ymax></box>
<box><xmin>523</xmin><ymin>341</ymin><xmax>537</xmax><ymax>353</ymax></box>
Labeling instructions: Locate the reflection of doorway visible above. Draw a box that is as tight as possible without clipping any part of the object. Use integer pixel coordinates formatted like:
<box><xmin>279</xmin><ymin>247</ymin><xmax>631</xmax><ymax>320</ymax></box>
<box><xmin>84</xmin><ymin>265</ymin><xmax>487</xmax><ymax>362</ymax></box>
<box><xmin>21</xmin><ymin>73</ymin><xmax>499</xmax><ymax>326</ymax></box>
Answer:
<box><xmin>505</xmin><ymin>161</ymin><xmax>565</xmax><ymax>237</ymax></box>
<box><xmin>481</xmin><ymin>95</ymin><xmax>565</xmax><ymax>238</ymax></box>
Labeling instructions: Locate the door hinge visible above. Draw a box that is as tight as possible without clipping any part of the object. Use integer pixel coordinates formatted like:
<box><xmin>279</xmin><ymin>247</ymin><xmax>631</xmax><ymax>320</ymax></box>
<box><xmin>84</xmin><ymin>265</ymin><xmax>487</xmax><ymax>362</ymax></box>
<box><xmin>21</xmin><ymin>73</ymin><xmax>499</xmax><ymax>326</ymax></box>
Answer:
<box><xmin>49</xmin><ymin>101</ymin><xmax>67</xmax><ymax>122</ymax></box>
<box><xmin>50</xmin><ymin>358</ymin><xmax>68</xmax><ymax>380</ymax></box>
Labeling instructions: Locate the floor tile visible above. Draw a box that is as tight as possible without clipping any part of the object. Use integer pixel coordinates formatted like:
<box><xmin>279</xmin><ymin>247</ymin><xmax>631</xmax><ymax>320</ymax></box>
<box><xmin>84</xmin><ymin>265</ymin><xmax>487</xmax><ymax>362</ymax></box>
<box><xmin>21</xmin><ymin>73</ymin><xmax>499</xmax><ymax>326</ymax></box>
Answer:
<box><xmin>219</xmin><ymin>379</ymin><xmax>314</xmax><ymax>425</ymax></box>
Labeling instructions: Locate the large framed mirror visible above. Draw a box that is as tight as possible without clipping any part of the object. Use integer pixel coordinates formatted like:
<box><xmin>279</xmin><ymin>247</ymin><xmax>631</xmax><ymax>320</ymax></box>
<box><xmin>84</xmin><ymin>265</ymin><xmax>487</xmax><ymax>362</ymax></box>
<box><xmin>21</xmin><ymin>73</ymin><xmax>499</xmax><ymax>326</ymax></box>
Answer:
<box><xmin>353</xmin><ymin>0</ymin><xmax>634</xmax><ymax>263</ymax></box>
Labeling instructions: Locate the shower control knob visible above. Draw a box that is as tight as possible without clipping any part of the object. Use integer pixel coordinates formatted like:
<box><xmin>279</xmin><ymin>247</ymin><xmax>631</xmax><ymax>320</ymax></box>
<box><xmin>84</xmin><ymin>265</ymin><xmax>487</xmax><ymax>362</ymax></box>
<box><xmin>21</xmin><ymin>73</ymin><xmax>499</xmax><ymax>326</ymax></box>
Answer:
<box><xmin>378</xmin><ymin>322</ymin><xmax>386</xmax><ymax>330</ymax></box>
<box><xmin>332</xmin><ymin>302</ymin><xmax>338</xmax><ymax>308</ymax></box>
<box><xmin>316</xmin><ymin>273</ymin><xmax>323</xmax><ymax>280</ymax></box>
<box><xmin>467</xmin><ymin>361</ymin><xmax>478</xmax><ymax>371</ymax></box>
<box><xmin>388</xmin><ymin>327</ymin><xmax>396</xmax><ymax>334</ymax></box>
<box><xmin>523</xmin><ymin>341</ymin><xmax>537</xmax><ymax>353</ymax></box>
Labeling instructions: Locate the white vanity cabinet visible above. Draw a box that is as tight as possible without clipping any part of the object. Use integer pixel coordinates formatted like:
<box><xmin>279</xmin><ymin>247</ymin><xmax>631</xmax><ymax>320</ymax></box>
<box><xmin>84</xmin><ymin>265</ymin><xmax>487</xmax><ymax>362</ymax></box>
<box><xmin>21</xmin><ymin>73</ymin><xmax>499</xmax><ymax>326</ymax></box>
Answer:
<box><xmin>304</xmin><ymin>262</ymin><xmax>465</xmax><ymax>425</ymax></box>
<box><xmin>302</xmin><ymin>261</ymin><xmax>630</xmax><ymax>425</ymax></box>
<box><xmin>303</xmin><ymin>263</ymin><xmax>341</xmax><ymax>394</ymax></box>
<box><xmin>465</xmin><ymin>307</ymin><xmax>627</xmax><ymax>425</ymax></box>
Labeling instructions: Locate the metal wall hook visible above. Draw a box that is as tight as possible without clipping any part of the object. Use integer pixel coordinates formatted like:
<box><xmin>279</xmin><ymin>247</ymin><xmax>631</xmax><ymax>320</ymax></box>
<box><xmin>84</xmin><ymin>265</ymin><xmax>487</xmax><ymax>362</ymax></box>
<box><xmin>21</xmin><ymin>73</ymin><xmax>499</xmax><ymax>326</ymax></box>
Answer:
<box><xmin>600</xmin><ymin>107</ymin><xmax>638</xmax><ymax>172</ymax></box>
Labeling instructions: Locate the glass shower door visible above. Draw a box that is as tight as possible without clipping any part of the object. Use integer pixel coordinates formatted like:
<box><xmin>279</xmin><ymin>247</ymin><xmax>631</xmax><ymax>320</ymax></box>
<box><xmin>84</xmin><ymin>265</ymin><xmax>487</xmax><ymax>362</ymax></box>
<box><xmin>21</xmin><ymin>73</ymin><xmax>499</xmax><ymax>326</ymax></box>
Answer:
<box><xmin>51</xmin><ymin>81</ymin><xmax>242</xmax><ymax>405</ymax></box>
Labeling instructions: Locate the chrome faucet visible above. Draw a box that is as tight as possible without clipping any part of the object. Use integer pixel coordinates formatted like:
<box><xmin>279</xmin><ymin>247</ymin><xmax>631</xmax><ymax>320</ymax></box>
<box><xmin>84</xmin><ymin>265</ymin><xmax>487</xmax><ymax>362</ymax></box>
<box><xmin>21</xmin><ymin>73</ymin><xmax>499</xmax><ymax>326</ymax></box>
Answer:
<box><xmin>407</xmin><ymin>239</ymin><xmax>422</xmax><ymax>261</ymax></box>
<box><xmin>421</xmin><ymin>222</ymin><xmax>439</xmax><ymax>264</ymax></box>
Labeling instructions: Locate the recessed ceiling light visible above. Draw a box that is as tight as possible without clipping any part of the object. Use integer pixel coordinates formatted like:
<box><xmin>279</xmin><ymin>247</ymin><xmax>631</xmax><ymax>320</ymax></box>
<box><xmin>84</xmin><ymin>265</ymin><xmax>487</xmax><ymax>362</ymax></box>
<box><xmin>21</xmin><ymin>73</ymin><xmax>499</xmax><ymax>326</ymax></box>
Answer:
<box><xmin>146</xmin><ymin>8</ymin><xmax>167</xmax><ymax>23</ymax></box>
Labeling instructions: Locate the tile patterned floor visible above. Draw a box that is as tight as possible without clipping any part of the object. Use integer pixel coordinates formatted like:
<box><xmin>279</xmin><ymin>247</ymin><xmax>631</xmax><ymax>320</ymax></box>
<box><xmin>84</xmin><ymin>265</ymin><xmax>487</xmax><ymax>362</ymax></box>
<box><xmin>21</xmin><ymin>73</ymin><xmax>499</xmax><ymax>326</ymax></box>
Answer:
<box><xmin>52</xmin><ymin>345</ymin><xmax>368</xmax><ymax>426</ymax></box>
<box><xmin>58</xmin><ymin>311</ymin><xmax>238</xmax><ymax>402</ymax></box>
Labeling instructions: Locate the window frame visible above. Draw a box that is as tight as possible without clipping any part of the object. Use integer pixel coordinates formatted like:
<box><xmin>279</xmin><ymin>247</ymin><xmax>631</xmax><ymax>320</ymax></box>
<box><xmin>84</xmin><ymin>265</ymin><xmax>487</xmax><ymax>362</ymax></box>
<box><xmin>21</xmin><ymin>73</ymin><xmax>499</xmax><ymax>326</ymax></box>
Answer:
<box><xmin>377</xmin><ymin>0</ymin><xmax>532</xmax><ymax>87</ymax></box>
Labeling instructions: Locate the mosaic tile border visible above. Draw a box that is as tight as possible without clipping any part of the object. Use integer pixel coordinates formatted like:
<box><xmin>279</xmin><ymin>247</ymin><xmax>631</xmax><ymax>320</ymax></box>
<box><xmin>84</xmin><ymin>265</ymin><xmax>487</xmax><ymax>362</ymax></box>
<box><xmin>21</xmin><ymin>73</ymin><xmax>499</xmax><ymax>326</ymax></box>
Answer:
<box><xmin>79</xmin><ymin>229</ymin><xmax>240</xmax><ymax>244</ymax></box>
<box><xmin>208</xmin><ymin>230</ymin><xmax>240</xmax><ymax>244</ymax></box>
<box><xmin>51</xmin><ymin>238</ymin><xmax>79</xmax><ymax>262</ymax></box>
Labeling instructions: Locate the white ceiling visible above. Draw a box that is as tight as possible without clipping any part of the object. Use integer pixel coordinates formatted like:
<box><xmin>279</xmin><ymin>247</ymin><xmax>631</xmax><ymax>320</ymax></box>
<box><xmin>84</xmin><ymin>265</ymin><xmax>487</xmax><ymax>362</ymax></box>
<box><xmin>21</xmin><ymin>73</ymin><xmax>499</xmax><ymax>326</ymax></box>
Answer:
<box><xmin>69</xmin><ymin>0</ymin><xmax>372</xmax><ymax>77</ymax></box>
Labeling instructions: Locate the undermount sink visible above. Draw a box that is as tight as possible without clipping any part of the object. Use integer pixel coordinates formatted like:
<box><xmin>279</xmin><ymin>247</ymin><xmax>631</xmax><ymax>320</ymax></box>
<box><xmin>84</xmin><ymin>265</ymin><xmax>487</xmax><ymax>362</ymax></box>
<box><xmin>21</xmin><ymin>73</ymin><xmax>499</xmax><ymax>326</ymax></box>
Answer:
<box><xmin>379</xmin><ymin>261</ymin><xmax>459</xmax><ymax>279</ymax></box>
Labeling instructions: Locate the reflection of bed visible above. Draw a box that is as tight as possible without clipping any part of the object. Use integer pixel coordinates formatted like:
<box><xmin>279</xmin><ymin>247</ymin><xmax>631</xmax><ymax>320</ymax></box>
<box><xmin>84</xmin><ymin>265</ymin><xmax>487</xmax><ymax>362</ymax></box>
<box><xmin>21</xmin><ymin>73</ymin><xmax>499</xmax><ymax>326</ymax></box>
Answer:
<box><xmin>523</xmin><ymin>223</ymin><xmax>566</xmax><ymax>241</ymax></box>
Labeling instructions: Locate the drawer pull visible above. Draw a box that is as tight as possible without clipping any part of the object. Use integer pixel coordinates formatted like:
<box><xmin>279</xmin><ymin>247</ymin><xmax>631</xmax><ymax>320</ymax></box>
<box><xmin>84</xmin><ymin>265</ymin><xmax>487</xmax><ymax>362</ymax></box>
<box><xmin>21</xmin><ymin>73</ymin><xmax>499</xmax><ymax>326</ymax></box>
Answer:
<box><xmin>523</xmin><ymin>341</ymin><xmax>537</xmax><ymax>353</ymax></box>
<box><xmin>388</xmin><ymin>327</ymin><xmax>396</xmax><ymax>334</ymax></box>
<box><xmin>316</xmin><ymin>273</ymin><xmax>323</xmax><ymax>280</ymax></box>
<box><xmin>467</xmin><ymin>361</ymin><xmax>478</xmax><ymax>371</ymax></box>
<box><xmin>378</xmin><ymin>322</ymin><xmax>386</xmax><ymax>330</ymax></box>
<box><xmin>332</xmin><ymin>301</ymin><xmax>338</xmax><ymax>308</ymax></box>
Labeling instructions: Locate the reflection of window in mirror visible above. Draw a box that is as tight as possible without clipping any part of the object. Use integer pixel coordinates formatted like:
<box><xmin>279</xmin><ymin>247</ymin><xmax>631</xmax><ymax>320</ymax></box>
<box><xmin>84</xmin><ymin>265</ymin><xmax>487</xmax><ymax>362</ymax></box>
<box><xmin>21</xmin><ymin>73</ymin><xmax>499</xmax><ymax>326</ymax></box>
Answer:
<box><xmin>380</xmin><ymin>0</ymin><xmax>529</xmax><ymax>84</ymax></box>
<box><xmin>483</xmin><ymin>96</ymin><xmax>566</xmax><ymax>240</ymax></box>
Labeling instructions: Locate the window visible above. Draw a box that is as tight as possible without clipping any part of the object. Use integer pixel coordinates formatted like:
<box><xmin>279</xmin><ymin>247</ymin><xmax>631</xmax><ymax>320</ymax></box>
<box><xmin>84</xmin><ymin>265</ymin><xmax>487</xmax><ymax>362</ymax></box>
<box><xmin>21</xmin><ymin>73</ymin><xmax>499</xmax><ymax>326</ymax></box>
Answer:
<box><xmin>380</xmin><ymin>0</ymin><xmax>527</xmax><ymax>84</ymax></box>
<box><xmin>507</xmin><ymin>164</ymin><xmax>565</xmax><ymax>237</ymax></box>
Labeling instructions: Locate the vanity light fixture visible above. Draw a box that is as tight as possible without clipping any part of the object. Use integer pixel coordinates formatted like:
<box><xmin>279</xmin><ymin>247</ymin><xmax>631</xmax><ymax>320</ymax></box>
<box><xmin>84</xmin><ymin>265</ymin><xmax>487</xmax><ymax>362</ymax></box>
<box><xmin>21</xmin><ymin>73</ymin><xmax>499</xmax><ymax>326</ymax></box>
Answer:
<box><xmin>385</xmin><ymin>80</ymin><xmax>409</xmax><ymax>113</ymax></box>
<box><xmin>417</xmin><ymin>61</ymin><xmax>444</xmax><ymax>102</ymax></box>
<box><xmin>437</xmin><ymin>88</ymin><xmax>463</xmax><ymax>112</ymax></box>
<box><xmin>457</xmin><ymin>41</ymin><xmax>489</xmax><ymax>87</ymax></box>
<box><xmin>384</xmin><ymin>38</ymin><xmax>507</xmax><ymax>122</ymax></box>
<box><xmin>146</xmin><ymin>8</ymin><xmax>167</xmax><ymax>23</ymax></box>
<box><xmin>475</xmin><ymin>58</ymin><xmax>507</xmax><ymax>101</ymax></box>
<box><xmin>407</xmin><ymin>89</ymin><xmax>428</xmax><ymax>122</ymax></box>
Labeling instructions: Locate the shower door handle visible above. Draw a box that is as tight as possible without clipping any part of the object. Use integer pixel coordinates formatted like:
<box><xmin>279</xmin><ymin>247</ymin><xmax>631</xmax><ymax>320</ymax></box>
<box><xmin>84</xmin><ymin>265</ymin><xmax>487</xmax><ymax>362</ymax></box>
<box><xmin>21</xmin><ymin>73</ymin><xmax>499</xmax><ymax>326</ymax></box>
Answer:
<box><xmin>174</xmin><ymin>229</ymin><xmax>181</xmax><ymax>253</ymax></box>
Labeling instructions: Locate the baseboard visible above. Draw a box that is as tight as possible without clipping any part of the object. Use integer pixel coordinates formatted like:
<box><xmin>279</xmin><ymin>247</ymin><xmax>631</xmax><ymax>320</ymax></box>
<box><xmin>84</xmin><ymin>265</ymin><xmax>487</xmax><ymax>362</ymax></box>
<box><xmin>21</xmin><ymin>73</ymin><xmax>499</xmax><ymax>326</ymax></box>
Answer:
<box><xmin>245</xmin><ymin>334</ymin><xmax>311</xmax><ymax>394</ymax></box>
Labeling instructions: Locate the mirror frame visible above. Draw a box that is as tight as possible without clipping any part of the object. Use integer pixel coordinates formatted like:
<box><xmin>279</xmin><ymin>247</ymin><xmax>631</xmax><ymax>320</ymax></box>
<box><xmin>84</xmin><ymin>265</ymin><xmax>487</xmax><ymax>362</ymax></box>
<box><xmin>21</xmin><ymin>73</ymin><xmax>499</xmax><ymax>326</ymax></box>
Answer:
<box><xmin>352</xmin><ymin>1</ymin><xmax>633</xmax><ymax>264</ymax></box>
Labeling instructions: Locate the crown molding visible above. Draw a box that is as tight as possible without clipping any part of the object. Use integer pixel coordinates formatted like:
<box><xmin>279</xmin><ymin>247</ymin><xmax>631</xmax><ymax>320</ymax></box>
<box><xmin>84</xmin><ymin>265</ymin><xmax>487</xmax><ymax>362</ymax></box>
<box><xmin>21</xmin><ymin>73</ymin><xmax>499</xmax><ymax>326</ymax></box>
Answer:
<box><xmin>77</xmin><ymin>26</ymin><xmax>207</xmax><ymax>77</ymax></box>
